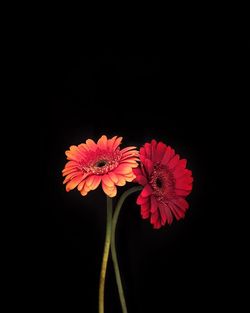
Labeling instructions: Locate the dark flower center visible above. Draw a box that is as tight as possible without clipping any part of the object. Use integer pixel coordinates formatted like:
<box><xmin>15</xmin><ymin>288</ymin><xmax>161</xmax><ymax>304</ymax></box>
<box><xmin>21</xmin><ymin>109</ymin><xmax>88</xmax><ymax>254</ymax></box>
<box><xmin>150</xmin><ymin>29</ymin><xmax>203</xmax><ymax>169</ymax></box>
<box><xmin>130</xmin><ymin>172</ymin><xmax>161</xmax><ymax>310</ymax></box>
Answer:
<box><xmin>81</xmin><ymin>150</ymin><xmax>122</xmax><ymax>175</ymax></box>
<box><xmin>156</xmin><ymin>178</ymin><xmax>162</xmax><ymax>188</ymax></box>
<box><xmin>95</xmin><ymin>160</ymin><xmax>107</xmax><ymax>167</ymax></box>
<box><xmin>150</xmin><ymin>165</ymin><xmax>176</xmax><ymax>200</ymax></box>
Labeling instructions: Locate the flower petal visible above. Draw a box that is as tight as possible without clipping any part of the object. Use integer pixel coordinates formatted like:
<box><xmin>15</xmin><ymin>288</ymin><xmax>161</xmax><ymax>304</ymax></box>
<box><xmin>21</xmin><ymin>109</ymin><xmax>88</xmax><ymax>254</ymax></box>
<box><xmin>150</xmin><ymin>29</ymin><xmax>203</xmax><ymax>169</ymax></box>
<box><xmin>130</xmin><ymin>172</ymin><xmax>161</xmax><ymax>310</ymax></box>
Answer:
<box><xmin>90</xmin><ymin>176</ymin><xmax>102</xmax><ymax>190</ymax></box>
<box><xmin>102</xmin><ymin>174</ymin><xmax>115</xmax><ymax>187</ymax></box>
<box><xmin>150</xmin><ymin>196</ymin><xmax>158</xmax><ymax>213</ymax></box>
<box><xmin>141</xmin><ymin>200</ymin><xmax>150</xmax><ymax>219</ymax></box>
<box><xmin>133</xmin><ymin>168</ymin><xmax>143</xmax><ymax>177</ymax></box>
<box><xmin>155</xmin><ymin>142</ymin><xmax>167</xmax><ymax>163</ymax></box>
<box><xmin>144</xmin><ymin>159</ymin><xmax>154</xmax><ymax>176</ymax></box>
<box><xmin>63</xmin><ymin>172</ymin><xmax>81</xmax><ymax>184</ymax></box>
<box><xmin>167</xmin><ymin>202</ymin><xmax>184</xmax><ymax>220</ymax></box>
<box><xmin>112</xmin><ymin>136</ymin><xmax>123</xmax><ymax>151</ymax></box>
<box><xmin>141</xmin><ymin>184</ymin><xmax>153</xmax><ymax>197</ymax></box>
<box><xmin>115</xmin><ymin>164</ymin><xmax>132</xmax><ymax>174</ymax></box>
<box><xmin>134</xmin><ymin>175</ymin><xmax>147</xmax><ymax>186</ymax></box>
<box><xmin>160</xmin><ymin>146</ymin><xmax>175</xmax><ymax>166</ymax></box>
<box><xmin>136</xmin><ymin>193</ymin><xmax>149</xmax><ymax>205</ymax></box>
<box><xmin>168</xmin><ymin>154</ymin><xmax>180</xmax><ymax>170</ymax></box>
<box><xmin>102</xmin><ymin>181</ymin><xmax>117</xmax><ymax>197</ymax></box>
<box><xmin>151</xmin><ymin>139</ymin><xmax>157</xmax><ymax>162</ymax></box>
<box><xmin>86</xmin><ymin>139</ymin><xmax>97</xmax><ymax>151</ymax></box>
<box><xmin>120</xmin><ymin>146</ymin><xmax>137</xmax><ymax>154</ymax></box>
<box><xmin>159</xmin><ymin>202</ymin><xmax>173</xmax><ymax>225</ymax></box>
<box><xmin>97</xmin><ymin>135</ymin><xmax>108</xmax><ymax>150</ymax></box>
<box><xmin>108</xmin><ymin>172</ymin><xmax>118</xmax><ymax>184</ymax></box>
<box><xmin>144</xmin><ymin>143</ymin><xmax>152</xmax><ymax>159</ymax></box>
<box><xmin>66</xmin><ymin>175</ymin><xmax>84</xmax><ymax>192</ymax></box>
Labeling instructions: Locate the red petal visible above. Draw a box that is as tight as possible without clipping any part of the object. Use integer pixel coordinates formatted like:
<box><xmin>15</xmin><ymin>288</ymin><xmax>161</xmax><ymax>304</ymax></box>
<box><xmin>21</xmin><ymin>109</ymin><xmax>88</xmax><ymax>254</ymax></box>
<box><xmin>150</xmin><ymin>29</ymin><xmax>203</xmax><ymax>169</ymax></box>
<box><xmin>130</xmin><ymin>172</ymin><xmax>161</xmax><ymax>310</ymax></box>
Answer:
<box><xmin>141</xmin><ymin>184</ymin><xmax>153</xmax><ymax>197</ymax></box>
<box><xmin>133</xmin><ymin>168</ymin><xmax>143</xmax><ymax>176</ymax></box>
<box><xmin>144</xmin><ymin>159</ymin><xmax>154</xmax><ymax>176</ymax></box>
<box><xmin>151</xmin><ymin>140</ymin><xmax>157</xmax><ymax>162</ymax></box>
<box><xmin>135</xmin><ymin>175</ymin><xmax>148</xmax><ymax>186</ymax></box>
<box><xmin>140</xmin><ymin>147</ymin><xmax>146</xmax><ymax>157</ymax></box>
<box><xmin>179</xmin><ymin>159</ymin><xmax>187</xmax><ymax>169</ymax></box>
<box><xmin>150</xmin><ymin>196</ymin><xmax>158</xmax><ymax>213</ymax></box>
<box><xmin>159</xmin><ymin>203</ymin><xmax>173</xmax><ymax>225</ymax></box>
<box><xmin>167</xmin><ymin>202</ymin><xmax>184</xmax><ymax>220</ymax></box>
<box><xmin>173</xmin><ymin>167</ymin><xmax>186</xmax><ymax>179</ymax></box>
<box><xmin>160</xmin><ymin>146</ymin><xmax>175</xmax><ymax>166</ymax></box>
<box><xmin>175</xmin><ymin>180</ymin><xmax>193</xmax><ymax>190</ymax></box>
<box><xmin>172</xmin><ymin>198</ymin><xmax>189</xmax><ymax>211</ymax></box>
<box><xmin>168</xmin><ymin>154</ymin><xmax>180</xmax><ymax>170</ymax></box>
<box><xmin>141</xmin><ymin>200</ymin><xmax>150</xmax><ymax>219</ymax></box>
<box><xmin>150</xmin><ymin>210</ymin><xmax>160</xmax><ymax>227</ymax></box>
<box><xmin>155</xmin><ymin>142</ymin><xmax>167</xmax><ymax>163</ymax></box>
<box><xmin>144</xmin><ymin>143</ymin><xmax>152</xmax><ymax>159</ymax></box>
<box><xmin>175</xmin><ymin>189</ymin><xmax>191</xmax><ymax>196</ymax></box>
<box><xmin>136</xmin><ymin>193</ymin><xmax>149</xmax><ymax>205</ymax></box>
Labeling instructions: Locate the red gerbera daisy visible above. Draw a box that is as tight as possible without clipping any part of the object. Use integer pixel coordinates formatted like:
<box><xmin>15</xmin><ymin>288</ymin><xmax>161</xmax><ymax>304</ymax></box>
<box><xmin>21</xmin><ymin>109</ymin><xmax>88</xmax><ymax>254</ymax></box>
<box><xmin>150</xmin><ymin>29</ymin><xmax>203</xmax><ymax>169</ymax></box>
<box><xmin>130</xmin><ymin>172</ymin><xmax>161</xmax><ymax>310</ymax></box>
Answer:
<box><xmin>62</xmin><ymin>135</ymin><xmax>139</xmax><ymax>197</ymax></box>
<box><xmin>133</xmin><ymin>140</ymin><xmax>193</xmax><ymax>229</ymax></box>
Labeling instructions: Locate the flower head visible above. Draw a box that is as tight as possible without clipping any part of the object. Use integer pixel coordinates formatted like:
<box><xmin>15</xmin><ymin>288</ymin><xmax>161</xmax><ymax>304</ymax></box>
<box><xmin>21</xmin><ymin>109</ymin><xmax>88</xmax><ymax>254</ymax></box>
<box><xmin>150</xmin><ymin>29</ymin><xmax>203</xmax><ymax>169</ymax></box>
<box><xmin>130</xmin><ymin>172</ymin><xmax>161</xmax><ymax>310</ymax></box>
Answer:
<box><xmin>133</xmin><ymin>140</ymin><xmax>193</xmax><ymax>229</ymax></box>
<box><xmin>62</xmin><ymin>135</ymin><xmax>139</xmax><ymax>197</ymax></box>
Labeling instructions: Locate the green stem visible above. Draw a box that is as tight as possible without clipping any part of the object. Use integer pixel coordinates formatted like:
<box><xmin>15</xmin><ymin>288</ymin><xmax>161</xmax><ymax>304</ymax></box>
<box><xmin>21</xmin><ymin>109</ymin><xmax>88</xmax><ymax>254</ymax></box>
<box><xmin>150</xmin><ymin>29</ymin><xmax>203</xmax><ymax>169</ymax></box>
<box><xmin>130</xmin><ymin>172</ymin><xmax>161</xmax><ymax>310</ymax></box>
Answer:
<box><xmin>99</xmin><ymin>196</ymin><xmax>113</xmax><ymax>313</ymax></box>
<box><xmin>111</xmin><ymin>186</ymin><xmax>143</xmax><ymax>313</ymax></box>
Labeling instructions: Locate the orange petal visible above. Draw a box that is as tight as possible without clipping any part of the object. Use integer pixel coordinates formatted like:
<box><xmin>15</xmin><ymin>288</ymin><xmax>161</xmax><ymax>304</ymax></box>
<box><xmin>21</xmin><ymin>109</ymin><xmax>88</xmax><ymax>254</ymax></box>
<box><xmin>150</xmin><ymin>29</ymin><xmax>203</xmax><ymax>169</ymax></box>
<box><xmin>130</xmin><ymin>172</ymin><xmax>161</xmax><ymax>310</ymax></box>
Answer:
<box><xmin>120</xmin><ymin>161</ymin><xmax>138</xmax><ymax>168</ymax></box>
<box><xmin>69</xmin><ymin>145</ymin><xmax>79</xmax><ymax>153</ymax></box>
<box><xmin>109</xmin><ymin>186</ymin><xmax>117</xmax><ymax>197</ymax></box>
<box><xmin>81</xmin><ymin>184</ymin><xmax>91</xmax><ymax>196</ymax></box>
<box><xmin>90</xmin><ymin>176</ymin><xmax>102</xmax><ymax>190</ymax></box>
<box><xmin>65</xmin><ymin>151</ymin><xmax>80</xmax><ymax>161</ymax></box>
<box><xmin>116</xmin><ymin>174</ymin><xmax>126</xmax><ymax>186</ymax></box>
<box><xmin>108</xmin><ymin>172</ymin><xmax>118</xmax><ymax>184</ymax></box>
<box><xmin>63</xmin><ymin>172</ymin><xmax>80</xmax><ymax>184</ymax></box>
<box><xmin>112</xmin><ymin>137</ymin><xmax>123</xmax><ymax>150</ymax></box>
<box><xmin>107</xmin><ymin>136</ymin><xmax>117</xmax><ymax>150</ymax></box>
<box><xmin>120</xmin><ymin>159</ymin><xmax>138</xmax><ymax>164</ymax></box>
<box><xmin>66</xmin><ymin>175</ymin><xmax>84</xmax><ymax>191</ymax></box>
<box><xmin>86</xmin><ymin>139</ymin><xmax>97</xmax><ymax>151</ymax></box>
<box><xmin>120</xmin><ymin>146</ymin><xmax>137</xmax><ymax>153</ymax></box>
<box><xmin>78</xmin><ymin>143</ymin><xmax>89</xmax><ymax>152</ymax></box>
<box><xmin>102</xmin><ymin>174</ymin><xmax>115</xmax><ymax>187</ymax></box>
<box><xmin>102</xmin><ymin>181</ymin><xmax>117</xmax><ymax>197</ymax></box>
<box><xmin>62</xmin><ymin>168</ymin><xmax>78</xmax><ymax>176</ymax></box>
<box><xmin>115</xmin><ymin>164</ymin><xmax>132</xmax><ymax>174</ymax></box>
<box><xmin>65</xmin><ymin>161</ymin><xmax>78</xmax><ymax>168</ymax></box>
<box><xmin>77</xmin><ymin>180</ymin><xmax>86</xmax><ymax>191</ymax></box>
<box><xmin>124</xmin><ymin>172</ymin><xmax>136</xmax><ymax>182</ymax></box>
<box><xmin>85</xmin><ymin>175</ymin><xmax>95</xmax><ymax>187</ymax></box>
<box><xmin>97</xmin><ymin>135</ymin><xmax>108</xmax><ymax>150</ymax></box>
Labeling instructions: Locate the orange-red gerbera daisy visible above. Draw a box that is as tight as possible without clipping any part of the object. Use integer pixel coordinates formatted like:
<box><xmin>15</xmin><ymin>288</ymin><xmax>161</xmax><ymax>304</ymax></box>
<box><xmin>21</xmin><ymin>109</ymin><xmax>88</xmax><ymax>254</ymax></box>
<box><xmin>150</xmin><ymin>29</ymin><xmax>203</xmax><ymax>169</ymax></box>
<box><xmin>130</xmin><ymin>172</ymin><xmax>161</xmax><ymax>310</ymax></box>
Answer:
<box><xmin>62</xmin><ymin>135</ymin><xmax>139</xmax><ymax>197</ymax></box>
<box><xmin>133</xmin><ymin>140</ymin><xmax>193</xmax><ymax>229</ymax></box>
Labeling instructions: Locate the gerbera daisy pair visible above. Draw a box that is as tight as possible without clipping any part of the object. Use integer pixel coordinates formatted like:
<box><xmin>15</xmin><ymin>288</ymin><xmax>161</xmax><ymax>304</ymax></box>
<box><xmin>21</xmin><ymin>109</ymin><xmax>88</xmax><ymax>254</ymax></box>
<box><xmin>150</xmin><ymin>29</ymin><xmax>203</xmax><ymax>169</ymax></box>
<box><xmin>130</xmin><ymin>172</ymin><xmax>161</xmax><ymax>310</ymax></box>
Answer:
<box><xmin>62</xmin><ymin>135</ymin><xmax>193</xmax><ymax>229</ymax></box>
<box><xmin>62</xmin><ymin>135</ymin><xmax>193</xmax><ymax>313</ymax></box>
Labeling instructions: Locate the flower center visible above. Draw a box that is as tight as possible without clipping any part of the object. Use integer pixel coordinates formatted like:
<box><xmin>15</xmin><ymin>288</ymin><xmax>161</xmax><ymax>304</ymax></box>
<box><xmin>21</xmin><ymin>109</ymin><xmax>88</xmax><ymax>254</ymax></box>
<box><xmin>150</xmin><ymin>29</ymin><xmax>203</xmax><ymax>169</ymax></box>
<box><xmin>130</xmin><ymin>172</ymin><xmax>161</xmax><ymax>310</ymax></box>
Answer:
<box><xmin>150</xmin><ymin>165</ymin><xmax>176</xmax><ymax>200</ymax></box>
<box><xmin>156</xmin><ymin>177</ymin><xmax>163</xmax><ymax>188</ymax></box>
<box><xmin>95</xmin><ymin>160</ymin><xmax>107</xmax><ymax>168</ymax></box>
<box><xmin>80</xmin><ymin>149</ymin><xmax>122</xmax><ymax>175</ymax></box>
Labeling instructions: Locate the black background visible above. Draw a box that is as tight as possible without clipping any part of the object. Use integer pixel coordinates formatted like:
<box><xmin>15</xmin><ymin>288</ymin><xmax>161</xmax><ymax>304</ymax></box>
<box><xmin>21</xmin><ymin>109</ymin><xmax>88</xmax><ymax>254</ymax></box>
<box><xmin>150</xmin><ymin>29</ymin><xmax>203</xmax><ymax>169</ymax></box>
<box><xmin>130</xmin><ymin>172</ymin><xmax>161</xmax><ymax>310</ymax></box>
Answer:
<box><xmin>39</xmin><ymin>29</ymin><xmax>244</xmax><ymax>312</ymax></box>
